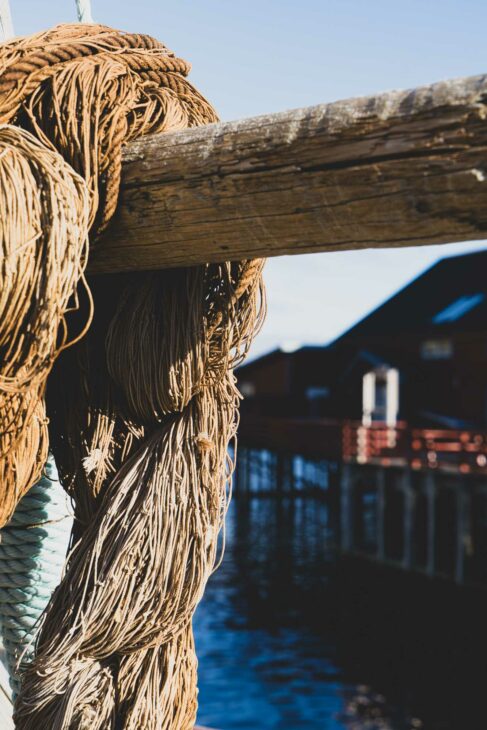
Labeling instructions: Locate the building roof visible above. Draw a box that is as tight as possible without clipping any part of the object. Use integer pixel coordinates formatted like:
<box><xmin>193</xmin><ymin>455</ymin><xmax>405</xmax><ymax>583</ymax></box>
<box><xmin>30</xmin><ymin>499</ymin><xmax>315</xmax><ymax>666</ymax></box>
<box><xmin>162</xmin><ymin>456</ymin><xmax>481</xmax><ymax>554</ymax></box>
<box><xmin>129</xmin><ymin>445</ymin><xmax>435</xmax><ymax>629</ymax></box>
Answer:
<box><xmin>238</xmin><ymin>344</ymin><xmax>327</xmax><ymax>375</ymax></box>
<box><xmin>240</xmin><ymin>248</ymin><xmax>487</xmax><ymax>373</ymax></box>
<box><xmin>334</xmin><ymin>248</ymin><xmax>487</xmax><ymax>342</ymax></box>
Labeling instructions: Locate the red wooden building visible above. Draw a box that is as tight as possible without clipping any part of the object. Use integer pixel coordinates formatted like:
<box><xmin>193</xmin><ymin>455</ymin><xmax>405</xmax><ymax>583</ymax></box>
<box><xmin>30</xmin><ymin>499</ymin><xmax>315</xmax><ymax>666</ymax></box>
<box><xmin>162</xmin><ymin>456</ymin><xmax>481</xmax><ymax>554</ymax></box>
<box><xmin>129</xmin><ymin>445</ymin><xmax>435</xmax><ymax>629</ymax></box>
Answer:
<box><xmin>239</xmin><ymin>249</ymin><xmax>487</xmax><ymax>429</ymax></box>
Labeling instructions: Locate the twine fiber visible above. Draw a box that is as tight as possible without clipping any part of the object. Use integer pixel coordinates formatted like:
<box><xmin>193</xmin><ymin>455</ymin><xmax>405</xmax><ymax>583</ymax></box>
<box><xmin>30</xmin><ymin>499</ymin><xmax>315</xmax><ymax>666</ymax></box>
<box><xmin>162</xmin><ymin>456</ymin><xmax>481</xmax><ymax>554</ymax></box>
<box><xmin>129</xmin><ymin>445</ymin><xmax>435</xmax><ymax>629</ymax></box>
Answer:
<box><xmin>0</xmin><ymin>124</ymin><xmax>89</xmax><ymax>526</ymax></box>
<box><xmin>0</xmin><ymin>22</ymin><xmax>266</xmax><ymax>728</ymax></box>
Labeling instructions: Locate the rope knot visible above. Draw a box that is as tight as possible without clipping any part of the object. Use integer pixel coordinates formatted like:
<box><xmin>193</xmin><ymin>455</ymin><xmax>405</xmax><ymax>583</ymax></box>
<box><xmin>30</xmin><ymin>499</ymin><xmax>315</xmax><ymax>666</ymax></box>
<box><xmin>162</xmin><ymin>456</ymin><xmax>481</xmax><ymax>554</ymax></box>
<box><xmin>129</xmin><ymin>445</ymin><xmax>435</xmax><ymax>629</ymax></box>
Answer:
<box><xmin>82</xmin><ymin>448</ymin><xmax>103</xmax><ymax>475</ymax></box>
<box><xmin>195</xmin><ymin>433</ymin><xmax>214</xmax><ymax>453</ymax></box>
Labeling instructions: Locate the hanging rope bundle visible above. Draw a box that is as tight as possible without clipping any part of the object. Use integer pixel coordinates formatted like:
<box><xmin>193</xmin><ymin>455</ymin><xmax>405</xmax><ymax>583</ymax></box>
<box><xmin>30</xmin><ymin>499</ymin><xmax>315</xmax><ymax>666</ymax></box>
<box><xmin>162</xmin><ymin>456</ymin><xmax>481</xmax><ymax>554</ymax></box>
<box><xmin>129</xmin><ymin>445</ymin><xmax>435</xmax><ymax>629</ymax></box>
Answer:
<box><xmin>0</xmin><ymin>124</ymin><xmax>89</xmax><ymax>526</ymax></box>
<box><xmin>0</xmin><ymin>22</ymin><xmax>266</xmax><ymax>727</ymax></box>
<box><xmin>0</xmin><ymin>23</ymin><xmax>216</xmax><ymax>232</ymax></box>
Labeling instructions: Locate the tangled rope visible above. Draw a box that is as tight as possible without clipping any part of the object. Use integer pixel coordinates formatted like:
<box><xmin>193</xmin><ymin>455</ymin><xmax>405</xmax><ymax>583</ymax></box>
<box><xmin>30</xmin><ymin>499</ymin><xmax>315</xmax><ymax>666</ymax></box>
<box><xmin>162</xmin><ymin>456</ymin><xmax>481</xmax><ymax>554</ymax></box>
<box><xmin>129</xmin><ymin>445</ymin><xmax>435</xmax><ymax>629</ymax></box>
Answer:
<box><xmin>0</xmin><ymin>455</ymin><xmax>71</xmax><ymax>697</ymax></box>
<box><xmin>0</xmin><ymin>123</ymin><xmax>89</xmax><ymax>526</ymax></box>
<box><xmin>0</xmin><ymin>22</ymin><xmax>266</xmax><ymax>727</ymax></box>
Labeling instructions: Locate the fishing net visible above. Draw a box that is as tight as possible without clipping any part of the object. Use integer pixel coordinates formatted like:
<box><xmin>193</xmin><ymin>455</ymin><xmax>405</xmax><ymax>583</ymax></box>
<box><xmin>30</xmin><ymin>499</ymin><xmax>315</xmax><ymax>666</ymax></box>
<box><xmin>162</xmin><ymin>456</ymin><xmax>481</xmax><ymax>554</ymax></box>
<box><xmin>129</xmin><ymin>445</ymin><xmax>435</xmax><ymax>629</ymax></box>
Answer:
<box><xmin>0</xmin><ymin>124</ymin><xmax>89</xmax><ymax>526</ymax></box>
<box><xmin>0</xmin><ymin>22</ymin><xmax>266</xmax><ymax>728</ymax></box>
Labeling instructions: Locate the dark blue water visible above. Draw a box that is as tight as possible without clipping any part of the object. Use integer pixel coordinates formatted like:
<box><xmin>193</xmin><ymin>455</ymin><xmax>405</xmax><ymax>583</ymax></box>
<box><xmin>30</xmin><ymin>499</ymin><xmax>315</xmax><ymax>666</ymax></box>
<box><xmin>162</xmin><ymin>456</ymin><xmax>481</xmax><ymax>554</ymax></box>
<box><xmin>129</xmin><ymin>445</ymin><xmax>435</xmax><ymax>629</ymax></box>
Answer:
<box><xmin>194</xmin><ymin>495</ymin><xmax>487</xmax><ymax>730</ymax></box>
<box><xmin>194</xmin><ymin>498</ymin><xmax>345</xmax><ymax>729</ymax></box>
<box><xmin>194</xmin><ymin>498</ymin><xmax>409</xmax><ymax>729</ymax></box>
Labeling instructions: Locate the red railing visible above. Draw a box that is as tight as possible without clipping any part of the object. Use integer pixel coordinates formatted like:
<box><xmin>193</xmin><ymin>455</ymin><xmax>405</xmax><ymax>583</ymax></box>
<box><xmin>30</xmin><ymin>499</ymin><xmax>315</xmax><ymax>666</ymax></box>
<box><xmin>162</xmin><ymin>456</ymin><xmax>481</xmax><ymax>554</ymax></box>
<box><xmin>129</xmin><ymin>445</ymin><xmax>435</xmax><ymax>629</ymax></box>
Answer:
<box><xmin>410</xmin><ymin>428</ymin><xmax>487</xmax><ymax>473</ymax></box>
<box><xmin>342</xmin><ymin>421</ymin><xmax>487</xmax><ymax>474</ymax></box>
<box><xmin>342</xmin><ymin>421</ymin><xmax>408</xmax><ymax>466</ymax></box>
<box><xmin>239</xmin><ymin>415</ymin><xmax>487</xmax><ymax>474</ymax></box>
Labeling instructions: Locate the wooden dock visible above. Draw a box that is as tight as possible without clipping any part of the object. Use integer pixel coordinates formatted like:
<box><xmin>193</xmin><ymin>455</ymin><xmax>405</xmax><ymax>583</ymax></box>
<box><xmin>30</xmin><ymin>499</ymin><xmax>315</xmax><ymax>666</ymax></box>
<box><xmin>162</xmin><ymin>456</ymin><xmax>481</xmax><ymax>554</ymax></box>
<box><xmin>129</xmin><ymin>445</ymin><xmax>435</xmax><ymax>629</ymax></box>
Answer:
<box><xmin>239</xmin><ymin>416</ymin><xmax>487</xmax><ymax>475</ymax></box>
<box><xmin>236</xmin><ymin>418</ymin><xmax>487</xmax><ymax>588</ymax></box>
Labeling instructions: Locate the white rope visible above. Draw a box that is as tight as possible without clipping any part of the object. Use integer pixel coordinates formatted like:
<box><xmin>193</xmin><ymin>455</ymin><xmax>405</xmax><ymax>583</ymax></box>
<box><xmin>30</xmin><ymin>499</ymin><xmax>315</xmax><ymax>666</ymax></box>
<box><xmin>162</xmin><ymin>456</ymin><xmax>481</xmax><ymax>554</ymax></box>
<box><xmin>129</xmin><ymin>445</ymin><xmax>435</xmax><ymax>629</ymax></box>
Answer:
<box><xmin>0</xmin><ymin>0</ymin><xmax>14</xmax><ymax>41</ymax></box>
<box><xmin>75</xmin><ymin>0</ymin><xmax>93</xmax><ymax>23</ymax></box>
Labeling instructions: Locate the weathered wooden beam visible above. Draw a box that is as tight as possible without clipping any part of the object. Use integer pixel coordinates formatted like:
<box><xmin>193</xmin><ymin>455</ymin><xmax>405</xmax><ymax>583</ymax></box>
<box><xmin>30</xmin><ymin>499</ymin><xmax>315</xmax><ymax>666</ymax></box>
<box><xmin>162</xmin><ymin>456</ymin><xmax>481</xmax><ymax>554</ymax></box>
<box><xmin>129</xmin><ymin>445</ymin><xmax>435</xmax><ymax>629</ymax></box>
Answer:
<box><xmin>90</xmin><ymin>74</ymin><xmax>487</xmax><ymax>273</ymax></box>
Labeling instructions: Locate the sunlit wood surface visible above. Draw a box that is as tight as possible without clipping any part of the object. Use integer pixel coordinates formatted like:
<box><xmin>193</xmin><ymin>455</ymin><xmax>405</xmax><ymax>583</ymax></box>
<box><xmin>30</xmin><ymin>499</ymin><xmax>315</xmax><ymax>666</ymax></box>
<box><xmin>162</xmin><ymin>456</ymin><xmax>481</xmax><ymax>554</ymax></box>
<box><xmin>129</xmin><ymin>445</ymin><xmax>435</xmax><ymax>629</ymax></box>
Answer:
<box><xmin>91</xmin><ymin>74</ymin><xmax>487</xmax><ymax>273</ymax></box>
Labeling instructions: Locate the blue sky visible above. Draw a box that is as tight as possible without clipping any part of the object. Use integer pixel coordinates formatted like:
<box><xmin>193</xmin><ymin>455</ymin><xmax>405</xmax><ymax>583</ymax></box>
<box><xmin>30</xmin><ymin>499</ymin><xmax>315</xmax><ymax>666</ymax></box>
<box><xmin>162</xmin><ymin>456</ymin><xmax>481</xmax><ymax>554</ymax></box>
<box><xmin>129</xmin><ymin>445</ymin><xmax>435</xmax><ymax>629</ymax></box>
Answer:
<box><xmin>12</xmin><ymin>0</ymin><xmax>487</xmax><ymax>357</ymax></box>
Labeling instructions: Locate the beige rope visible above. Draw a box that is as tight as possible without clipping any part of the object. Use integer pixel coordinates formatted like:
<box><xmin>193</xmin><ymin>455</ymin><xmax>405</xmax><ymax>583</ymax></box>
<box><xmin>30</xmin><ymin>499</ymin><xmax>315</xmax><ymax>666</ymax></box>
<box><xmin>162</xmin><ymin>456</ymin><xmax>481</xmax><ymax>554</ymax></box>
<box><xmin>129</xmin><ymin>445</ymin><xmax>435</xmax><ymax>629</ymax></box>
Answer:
<box><xmin>0</xmin><ymin>124</ymin><xmax>89</xmax><ymax>525</ymax></box>
<box><xmin>0</xmin><ymin>23</ymin><xmax>266</xmax><ymax>727</ymax></box>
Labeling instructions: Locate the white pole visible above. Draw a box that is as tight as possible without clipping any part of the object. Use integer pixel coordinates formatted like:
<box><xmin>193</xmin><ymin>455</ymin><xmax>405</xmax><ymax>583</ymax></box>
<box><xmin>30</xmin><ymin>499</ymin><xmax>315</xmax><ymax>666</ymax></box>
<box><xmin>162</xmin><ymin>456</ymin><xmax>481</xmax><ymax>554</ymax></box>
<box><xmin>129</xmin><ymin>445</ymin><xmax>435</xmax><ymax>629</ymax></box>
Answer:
<box><xmin>362</xmin><ymin>371</ymin><xmax>375</xmax><ymax>427</ymax></box>
<box><xmin>386</xmin><ymin>368</ymin><xmax>399</xmax><ymax>428</ymax></box>
<box><xmin>76</xmin><ymin>0</ymin><xmax>94</xmax><ymax>23</ymax></box>
<box><xmin>0</xmin><ymin>0</ymin><xmax>14</xmax><ymax>41</ymax></box>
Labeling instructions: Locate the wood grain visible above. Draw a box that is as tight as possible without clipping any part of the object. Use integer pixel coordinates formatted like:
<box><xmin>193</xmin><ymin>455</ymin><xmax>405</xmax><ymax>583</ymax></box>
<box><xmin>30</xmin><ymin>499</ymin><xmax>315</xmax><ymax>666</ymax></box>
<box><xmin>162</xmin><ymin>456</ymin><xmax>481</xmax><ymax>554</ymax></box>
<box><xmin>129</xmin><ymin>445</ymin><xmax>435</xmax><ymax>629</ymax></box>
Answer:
<box><xmin>90</xmin><ymin>74</ymin><xmax>487</xmax><ymax>273</ymax></box>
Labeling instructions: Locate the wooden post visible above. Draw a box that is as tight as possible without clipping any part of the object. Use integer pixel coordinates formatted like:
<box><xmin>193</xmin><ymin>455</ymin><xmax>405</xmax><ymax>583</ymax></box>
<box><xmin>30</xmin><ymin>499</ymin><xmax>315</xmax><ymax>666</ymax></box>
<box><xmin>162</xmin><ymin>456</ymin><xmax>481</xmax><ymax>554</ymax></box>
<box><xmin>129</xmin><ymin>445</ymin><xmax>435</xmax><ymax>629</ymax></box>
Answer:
<box><xmin>286</xmin><ymin>455</ymin><xmax>295</xmax><ymax>494</ymax></box>
<box><xmin>376</xmin><ymin>467</ymin><xmax>386</xmax><ymax>562</ymax></box>
<box><xmin>402</xmin><ymin>468</ymin><xmax>414</xmax><ymax>570</ymax></box>
<box><xmin>90</xmin><ymin>74</ymin><xmax>487</xmax><ymax>273</ymax></box>
<box><xmin>276</xmin><ymin>453</ymin><xmax>294</xmax><ymax>495</ymax></box>
<box><xmin>425</xmin><ymin>472</ymin><xmax>436</xmax><ymax>577</ymax></box>
<box><xmin>455</xmin><ymin>481</ymin><xmax>469</xmax><ymax>585</ymax></box>
<box><xmin>340</xmin><ymin>463</ymin><xmax>354</xmax><ymax>552</ymax></box>
<box><xmin>328</xmin><ymin>461</ymin><xmax>341</xmax><ymax>541</ymax></box>
<box><xmin>258</xmin><ymin>450</ymin><xmax>265</xmax><ymax>493</ymax></box>
<box><xmin>237</xmin><ymin>447</ymin><xmax>249</xmax><ymax>498</ymax></box>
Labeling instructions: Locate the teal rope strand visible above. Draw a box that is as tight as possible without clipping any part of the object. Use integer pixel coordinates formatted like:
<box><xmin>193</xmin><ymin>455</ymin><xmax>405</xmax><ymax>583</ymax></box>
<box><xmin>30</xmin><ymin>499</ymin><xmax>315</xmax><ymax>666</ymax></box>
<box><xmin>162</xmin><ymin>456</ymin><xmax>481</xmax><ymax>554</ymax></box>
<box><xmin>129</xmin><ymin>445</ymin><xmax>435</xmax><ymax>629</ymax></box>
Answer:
<box><xmin>0</xmin><ymin>455</ymin><xmax>72</xmax><ymax>696</ymax></box>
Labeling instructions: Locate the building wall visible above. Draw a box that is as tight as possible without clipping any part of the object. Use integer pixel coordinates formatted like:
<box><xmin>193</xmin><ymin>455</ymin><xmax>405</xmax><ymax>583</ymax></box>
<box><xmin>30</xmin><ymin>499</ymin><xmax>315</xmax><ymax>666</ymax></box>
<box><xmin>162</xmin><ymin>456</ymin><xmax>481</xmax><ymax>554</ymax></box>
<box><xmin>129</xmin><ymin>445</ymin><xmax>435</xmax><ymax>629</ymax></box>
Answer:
<box><xmin>238</xmin><ymin>353</ymin><xmax>293</xmax><ymax>401</ymax></box>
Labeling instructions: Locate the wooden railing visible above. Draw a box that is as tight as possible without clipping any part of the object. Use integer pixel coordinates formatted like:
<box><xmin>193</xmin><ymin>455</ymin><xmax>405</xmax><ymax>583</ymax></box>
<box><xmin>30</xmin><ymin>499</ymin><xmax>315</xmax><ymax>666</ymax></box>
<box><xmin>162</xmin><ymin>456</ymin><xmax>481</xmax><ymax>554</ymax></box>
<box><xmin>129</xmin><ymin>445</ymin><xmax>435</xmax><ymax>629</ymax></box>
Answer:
<box><xmin>238</xmin><ymin>416</ymin><xmax>342</xmax><ymax>459</ymax></box>
<box><xmin>342</xmin><ymin>421</ymin><xmax>409</xmax><ymax>466</ymax></box>
<box><xmin>343</xmin><ymin>422</ymin><xmax>487</xmax><ymax>474</ymax></box>
<box><xmin>240</xmin><ymin>416</ymin><xmax>487</xmax><ymax>475</ymax></box>
<box><xmin>90</xmin><ymin>74</ymin><xmax>487</xmax><ymax>274</ymax></box>
<box><xmin>410</xmin><ymin>427</ymin><xmax>487</xmax><ymax>473</ymax></box>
